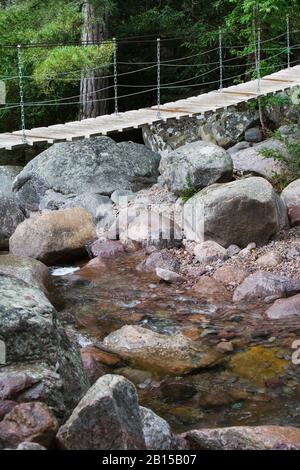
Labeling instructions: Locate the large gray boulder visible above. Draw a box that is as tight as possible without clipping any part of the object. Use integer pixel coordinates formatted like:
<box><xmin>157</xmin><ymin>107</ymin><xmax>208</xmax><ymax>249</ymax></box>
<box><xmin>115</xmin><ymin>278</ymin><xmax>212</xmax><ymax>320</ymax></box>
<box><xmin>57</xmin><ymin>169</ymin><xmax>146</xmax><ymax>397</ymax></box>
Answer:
<box><xmin>9</xmin><ymin>207</ymin><xmax>96</xmax><ymax>265</ymax></box>
<box><xmin>12</xmin><ymin>137</ymin><xmax>161</xmax><ymax>213</ymax></box>
<box><xmin>184</xmin><ymin>177</ymin><xmax>287</xmax><ymax>248</ymax></box>
<box><xmin>56</xmin><ymin>375</ymin><xmax>146</xmax><ymax>450</ymax></box>
<box><xmin>230</xmin><ymin>139</ymin><xmax>290</xmax><ymax>180</ymax></box>
<box><xmin>0</xmin><ymin>166</ymin><xmax>24</xmax><ymax>250</ymax></box>
<box><xmin>158</xmin><ymin>141</ymin><xmax>233</xmax><ymax>195</ymax></box>
<box><xmin>0</xmin><ymin>274</ymin><xmax>89</xmax><ymax>418</ymax></box>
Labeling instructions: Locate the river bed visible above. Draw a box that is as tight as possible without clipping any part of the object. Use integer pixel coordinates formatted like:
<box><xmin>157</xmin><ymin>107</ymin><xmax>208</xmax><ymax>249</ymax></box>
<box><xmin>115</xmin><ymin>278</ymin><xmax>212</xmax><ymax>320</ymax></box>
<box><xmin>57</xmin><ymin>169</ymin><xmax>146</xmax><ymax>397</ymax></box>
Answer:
<box><xmin>50</xmin><ymin>251</ymin><xmax>300</xmax><ymax>433</ymax></box>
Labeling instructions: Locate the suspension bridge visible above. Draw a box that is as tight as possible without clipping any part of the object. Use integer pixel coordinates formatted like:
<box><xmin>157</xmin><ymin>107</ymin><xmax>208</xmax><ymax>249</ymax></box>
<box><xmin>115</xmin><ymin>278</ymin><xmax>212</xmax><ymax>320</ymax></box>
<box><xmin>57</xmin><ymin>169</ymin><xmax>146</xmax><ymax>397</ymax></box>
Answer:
<box><xmin>0</xmin><ymin>21</ymin><xmax>300</xmax><ymax>151</ymax></box>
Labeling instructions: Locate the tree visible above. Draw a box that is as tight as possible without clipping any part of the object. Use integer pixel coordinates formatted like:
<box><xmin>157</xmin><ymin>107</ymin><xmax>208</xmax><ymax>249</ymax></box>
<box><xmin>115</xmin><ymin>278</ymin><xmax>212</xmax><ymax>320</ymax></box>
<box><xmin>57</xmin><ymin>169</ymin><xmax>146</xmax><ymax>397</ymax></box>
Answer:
<box><xmin>80</xmin><ymin>1</ymin><xmax>109</xmax><ymax>118</ymax></box>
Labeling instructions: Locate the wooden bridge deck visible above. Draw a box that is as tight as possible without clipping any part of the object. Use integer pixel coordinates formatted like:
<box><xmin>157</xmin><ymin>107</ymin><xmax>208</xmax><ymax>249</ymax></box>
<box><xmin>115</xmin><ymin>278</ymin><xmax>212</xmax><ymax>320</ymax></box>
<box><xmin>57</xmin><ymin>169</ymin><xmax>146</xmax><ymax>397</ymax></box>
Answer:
<box><xmin>1</xmin><ymin>65</ymin><xmax>300</xmax><ymax>151</ymax></box>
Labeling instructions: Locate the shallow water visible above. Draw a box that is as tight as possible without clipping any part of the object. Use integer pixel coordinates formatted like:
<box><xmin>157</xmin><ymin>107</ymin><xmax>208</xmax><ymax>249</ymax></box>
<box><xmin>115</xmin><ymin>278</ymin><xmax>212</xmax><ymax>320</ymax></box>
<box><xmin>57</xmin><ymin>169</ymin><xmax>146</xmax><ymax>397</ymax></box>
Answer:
<box><xmin>50</xmin><ymin>251</ymin><xmax>300</xmax><ymax>433</ymax></box>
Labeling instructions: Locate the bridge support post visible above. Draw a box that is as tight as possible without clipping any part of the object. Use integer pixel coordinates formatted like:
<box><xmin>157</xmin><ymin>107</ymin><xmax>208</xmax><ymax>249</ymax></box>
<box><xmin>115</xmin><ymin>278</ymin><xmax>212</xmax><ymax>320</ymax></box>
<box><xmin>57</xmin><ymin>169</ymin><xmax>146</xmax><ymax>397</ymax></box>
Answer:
<box><xmin>17</xmin><ymin>45</ymin><xmax>27</xmax><ymax>144</ymax></box>
<box><xmin>286</xmin><ymin>14</ymin><xmax>291</xmax><ymax>69</ymax></box>
<box><xmin>156</xmin><ymin>38</ymin><xmax>161</xmax><ymax>118</ymax></box>
<box><xmin>219</xmin><ymin>27</ymin><xmax>223</xmax><ymax>91</ymax></box>
<box><xmin>113</xmin><ymin>38</ymin><xmax>119</xmax><ymax>116</ymax></box>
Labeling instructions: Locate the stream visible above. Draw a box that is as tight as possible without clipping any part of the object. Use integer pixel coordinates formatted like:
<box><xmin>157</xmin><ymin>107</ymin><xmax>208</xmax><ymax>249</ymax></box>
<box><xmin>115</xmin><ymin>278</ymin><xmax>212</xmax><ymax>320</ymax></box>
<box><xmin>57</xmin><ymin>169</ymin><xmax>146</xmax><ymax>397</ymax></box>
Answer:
<box><xmin>50</xmin><ymin>251</ymin><xmax>300</xmax><ymax>433</ymax></box>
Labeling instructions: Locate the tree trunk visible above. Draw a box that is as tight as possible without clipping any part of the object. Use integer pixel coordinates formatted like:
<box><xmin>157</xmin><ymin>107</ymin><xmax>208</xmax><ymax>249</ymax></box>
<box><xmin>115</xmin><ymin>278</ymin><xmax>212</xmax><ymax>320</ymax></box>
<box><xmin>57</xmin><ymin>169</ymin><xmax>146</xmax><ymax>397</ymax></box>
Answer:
<box><xmin>80</xmin><ymin>2</ymin><xmax>108</xmax><ymax>119</ymax></box>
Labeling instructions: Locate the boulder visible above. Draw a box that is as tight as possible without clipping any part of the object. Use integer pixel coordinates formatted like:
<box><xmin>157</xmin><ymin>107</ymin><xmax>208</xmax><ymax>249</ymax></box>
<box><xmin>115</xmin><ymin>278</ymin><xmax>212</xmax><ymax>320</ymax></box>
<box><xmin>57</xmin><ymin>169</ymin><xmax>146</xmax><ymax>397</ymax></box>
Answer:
<box><xmin>244</xmin><ymin>127</ymin><xmax>263</xmax><ymax>143</ymax></box>
<box><xmin>0</xmin><ymin>274</ymin><xmax>89</xmax><ymax>417</ymax></box>
<box><xmin>281</xmin><ymin>179</ymin><xmax>300</xmax><ymax>226</ymax></box>
<box><xmin>278</xmin><ymin>124</ymin><xmax>300</xmax><ymax>144</ymax></box>
<box><xmin>256</xmin><ymin>251</ymin><xmax>283</xmax><ymax>268</ymax></box>
<box><xmin>0</xmin><ymin>401</ymin><xmax>17</xmax><ymax>421</ymax></box>
<box><xmin>213</xmin><ymin>264</ymin><xmax>249</xmax><ymax>287</ymax></box>
<box><xmin>140</xmin><ymin>406</ymin><xmax>173</xmax><ymax>450</ymax></box>
<box><xmin>192</xmin><ymin>276</ymin><xmax>230</xmax><ymax>301</ymax></box>
<box><xmin>182</xmin><ymin>425</ymin><xmax>300</xmax><ymax>450</ymax></box>
<box><xmin>9</xmin><ymin>207</ymin><xmax>96</xmax><ymax>265</ymax></box>
<box><xmin>0</xmin><ymin>402</ymin><xmax>58</xmax><ymax>450</ymax></box>
<box><xmin>0</xmin><ymin>166</ymin><xmax>22</xmax><ymax>193</ymax></box>
<box><xmin>121</xmin><ymin>210</ymin><xmax>182</xmax><ymax>248</ymax></box>
<box><xmin>56</xmin><ymin>375</ymin><xmax>146</xmax><ymax>450</ymax></box>
<box><xmin>137</xmin><ymin>249</ymin><xmax>180</xmax><ymax>274</ymax></box>
<box><xmin>86</xmin><ymin>239</ymin><xmax>125</xmax><ymax>259</ymax></box>
<box><xmin>194</xmin><ymin>240</ymin><xmax>227</xmax><ymax>263</ymax></box>
<box><xmin>264</xmin><ymin>88</ymin><xmax>300</xmax><ymax>127</ymax></box>
<box><xmin>80</xmin><ymin>348</ymin><xmax>110</xmax><ymax>386</ymax></box>
<box><xmin>102</xmin><ymin>325</ymin><xmax>222</xmax><ymax>375</ymax></box>
<box><xmin>233</xmin><ymin>271</ymin><xmax>300</xmax><ymax>303</ymax></box>
<box><xmin>13</xmin><ymin>137</ymin><xmax>160</xmax><ymax>213</ymax></box>
<box><xmin>17</xmin><ymin>441</ymin><xmax>47</xmax><ymax>450</ymax></box>
<box><xmin>39</xmin><ymin>192</ymin><xmax>112</xmax><ymax>223</ymax></box>
<box><xmin>266</xmin><ymin>294</ymin><xmax>300</xmax><ymax>319</ymax></box>
<box><xmin>184</xmin><ymin>177</ymin><xmax>287</xmax><ymax>247</ymax></box>
<box><xmin>0</xmin><ymin>255</ymin><xmax>49</xmax><ymax>293</ymax></box>
<box><xmin>156</xmin><ymin>268</ymin><xmax>184</xmax><ymax>283</ymax></box>
<box><xmin>158</xmin><ymin>141</ymin><xmax>233</xmax><ymax>195</ymax></box>
<box><xmin>230</xmin><ymin>139</ymin><xmax>289</xmax><ymax>180</ymax></box>
<box><xmin>0</xmin><ymin>195</ymin><xmax>25</xmax><ymax>251</ymax></box>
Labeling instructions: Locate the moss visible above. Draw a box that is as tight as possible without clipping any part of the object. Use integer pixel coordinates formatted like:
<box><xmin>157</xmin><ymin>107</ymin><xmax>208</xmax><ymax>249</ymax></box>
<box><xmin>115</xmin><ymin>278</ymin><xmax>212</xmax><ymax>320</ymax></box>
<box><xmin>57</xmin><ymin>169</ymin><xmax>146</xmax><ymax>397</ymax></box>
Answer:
<box><xmin>229</xmin><ymin>345</ymin><xmax>288</xmax><ymax>387</ymax></box>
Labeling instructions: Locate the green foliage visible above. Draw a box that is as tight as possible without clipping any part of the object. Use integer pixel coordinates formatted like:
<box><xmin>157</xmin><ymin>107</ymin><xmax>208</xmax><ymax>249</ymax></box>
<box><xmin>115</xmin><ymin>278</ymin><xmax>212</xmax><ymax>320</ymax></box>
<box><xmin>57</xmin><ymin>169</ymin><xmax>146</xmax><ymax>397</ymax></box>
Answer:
<box><xmin>260</xmin><ymin>131</ymin><xmax>300</xmax><ymax>189</ymax></box>
<box><xmin>179</xmin><ymin>177</ymin><xmax>200</xmax><ymax>202</ymax></box>
<box><xmin>33</xmin><ymin>43</ymin><xmax>113</xmax><ymax>91</ymax></box>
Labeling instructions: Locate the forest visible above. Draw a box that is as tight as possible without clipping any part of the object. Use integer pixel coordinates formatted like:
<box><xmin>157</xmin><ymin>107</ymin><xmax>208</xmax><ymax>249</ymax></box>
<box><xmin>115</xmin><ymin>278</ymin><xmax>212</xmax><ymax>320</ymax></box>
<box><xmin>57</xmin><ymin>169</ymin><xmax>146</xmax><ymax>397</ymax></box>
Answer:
<box><xmin>0</xmin><ymin>0</ymin><xmax>300</xmax><ymax>132</ymax></box>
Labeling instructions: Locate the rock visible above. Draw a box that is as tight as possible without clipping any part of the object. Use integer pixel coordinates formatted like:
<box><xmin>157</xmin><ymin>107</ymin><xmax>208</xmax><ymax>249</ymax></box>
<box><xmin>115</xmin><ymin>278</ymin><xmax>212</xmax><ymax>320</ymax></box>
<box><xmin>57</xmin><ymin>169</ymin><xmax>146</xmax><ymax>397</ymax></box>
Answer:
<box><xmin>226</xmin><ymin>244</ymin><xmax>241</xmax><ymax>257</ymax></box>
<box><xmin>0</xmin><ymin>167</ymin><xmax>25</xmax><ymax>250</ymax></box>
<box><xmin>244</xmin><ymin>127</ymin><xmax>263</xmax><ymax>143</ymax></box>
<box><xmin>278</xmin><ymin>124</ymin><xmax>300</xmax><ymax>144</ymax></box>
<box><xmin>231</xmin><ymin>139</ymin><xmax>290</xmax><ymax>180</ymax></box>
<box><xmin>264</xmin><ymin>88</ymin><xmax>300</xmax><ymax>127</ymax></box>
<box><xmin>85</xmin><ymin>346</ymin><xmax>121</xmax><ymax>367</ymax></box>
<box><xmin>102</xmin><ymin>325</ymin><xmax>222</xmax><ymax>375</ymax></box>
<box><xmin>213</xmin><ymin>265</ymin><xmax>248</xmax><ymax>287</ymax></box>
<box><xmin>233</xmin><ymin>271</ymin><xmax>300</xmax><ymax>303</ymax></box>
<box><xmin>56</xmin><ymin>375</ymin><xmax>146</xmax><ymax>450</ymax></box>
<box><xmin>86</xmin><ymin>239</ymin><xmax>125</xmax><ymax>259</ymax></box>
<box><xmin>13</xmin><ymin>137</ymin><xmax>160</xmax><ymax>213</ymax></box>
<box><xmin>121</xmin><ymin>210</ymin><xmax>182</xmax><ymax>248</ymax></box>
<box><xmin>0</xmin><ymin>194</ymin><xmax>24</xmax><ymax>251</ymax></box>
<box><xmin>156</xmin><ymin>268</ymin><xmax>184</xmax><ymax>283</ymax></box>
<box><xmin>281</xmin><ymin>179</ymin><xmax>300</xmax><ymax>226</ymax></box>
<box><xmin>140</xmin><ymin>406</ymin><xmax>173</xmax><ymax>450</ymax></box>
<box><xmin>0</xmin><ymin>255</ymin><xmax>49</xmax><ymax>293</ymax></box>
<box><xmin>137</xmin><ymin>249</ymin><xmax>180</xmax><ymax>273</ymax></box>
<box><xmin>0</xmin><ymin>402</ymin><xmax>58</xmax><ymax>450</ymax></box>
<box><xmin>0</xmin><ymin>274</ymin><xmax>89</xmax><ymax>418</ymax></box>
<box><xmin>111</xmin><ymin>189</ymin><xmax>135</xmax><ymax>205</ymax></box>
<box><xmin>0</xmin><ymin>166</ymin><xmax>22</xmax><ymax>193</ymax></box>
<box><xmin>40</xmin><ymin>192</ymin><xmax>112</xmax><ymax>223</ymax></box>
<box><xmin>158</xmin><ymin>141</ymin><xmax>233</xmax><ymax>195</ymax></box>
<box><xmin>80</xmin><ymin>348</ymin><xmax>110</xmax><ymax>386</ymax></box>
<box><xmin>228</xmin><ymin>142</ymin><xmax>251</xmax><ymax>154</ymax></box>
<box><xmin>9</xmin><ymin>208</ymin><xmax>96</xmax><ymax>265</ymax></box>
<box><xmin>192</xmin><ymin>276</ymin><xmax>230</xmax><ymax>301</ymax></box>
<box><xmin>143</xmin><ymin>110</ymin><xmax>258</xmax><ymax>154</ymax></box>
<box><xmin>0</xmin><ymin>401</ymin><xmax>17</xmax><ymax>421</ymax></box>
<box><xmin>160</xmin><ymin>379</ymin><xmax>197</xmax><ymax>402</ymax></box>
<box><xmin>184</xmin><ymin>177</ymin><xmax>287</xmax><ymax>247</ymax></box>
<box><xmin>194</xmin><ymin>241</ymin><xmax>227</xmax><ymax>263</ymax></box>
<box><xmin>266</xmin><ymin>294</ymin><xmax>300</xmax><ymax>319</ymax></box>
<box><xmin>17</xmin><ymin>441</ymin><xmax>47</xmax><ymax>450</ymax></box>
<box><xmin>256</xmin><ymin>251</ymin><xmax>283</xmax><ymax>268</ymax></box>
<box><xmin>216</xmin><ymin>341</ymin><xmax>234</xmax><ymax>353</ymax></box>
<box><xmin>0</xmin><ymin>372</ymin><xmax>39</xmax><ymax>401</ymax></box>
<box><xmin>182</xmin><ymin>425</ymin><xmax>300</xmax><ymax>450</ymax></box>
